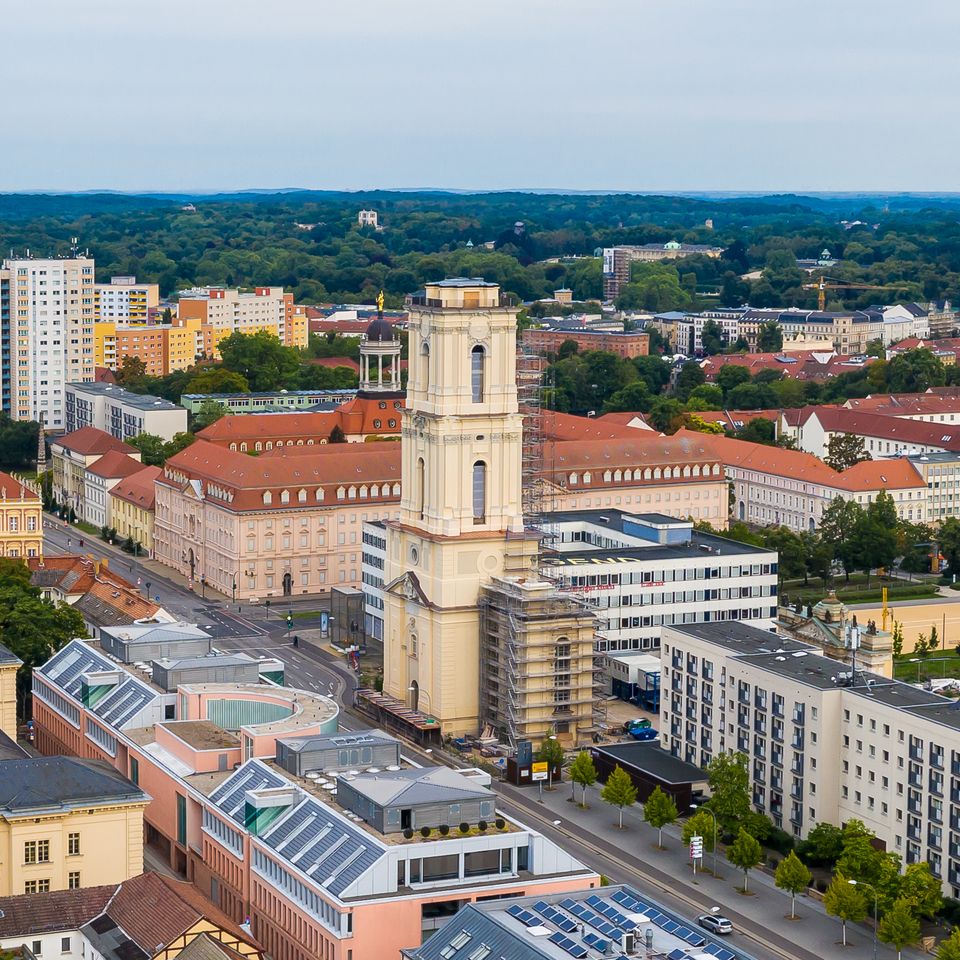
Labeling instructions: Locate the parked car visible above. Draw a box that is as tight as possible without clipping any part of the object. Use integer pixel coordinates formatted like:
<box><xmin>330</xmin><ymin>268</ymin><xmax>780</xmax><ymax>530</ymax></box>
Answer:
<box><xmin>624</xmin><ymin>718</ymin><xmax>657</xmax><ymax>741</ymax></box>
<box><xmin>697</xmin><ymin>914</ymin><xmax>733</xmax><ymax>935</ymax></box>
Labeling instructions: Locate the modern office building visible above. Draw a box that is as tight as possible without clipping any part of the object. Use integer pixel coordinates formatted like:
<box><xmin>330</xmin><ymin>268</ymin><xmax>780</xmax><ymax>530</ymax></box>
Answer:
<box><xmin>180</xmin><ymin>389</ymin><xmax>357</xmax><ymax>415</ymax></box>
<box><xmin>65</xmin><ymin>381</ymin><xmax>188</xmax><ymax>441</ymax></box>
<box><xmin>31</xmin><ymin>638</ymin><xmax>595</xmax><ymax>960</ymax></box>
<box><xmin>1</xmin><ymin>256</ymin><xmax>96</xmax><ymax>429</ymax></box>
<box><xmin>539</xmin><ymin>511</ymin><xmax>778</xmax><ymax>653</ymax></box>
<box><xmin>661</xmin><ymin>620</ymin><xmax>960</xmax><ymax>895</ymax></box>
<box><xmin>93</xmin><ymin>276</ymin><xmax>159</xmax><ymax>323</ymax></box>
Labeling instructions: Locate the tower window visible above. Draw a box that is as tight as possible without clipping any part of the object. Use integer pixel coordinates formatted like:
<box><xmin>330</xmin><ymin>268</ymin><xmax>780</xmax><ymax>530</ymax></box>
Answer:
<box><xmin>416</xmin><ymin>457</ymin><xmax>425</xmax><ymax>520</ymax></box>
<box><xmin>471</xmin><ymin>345</ymin><xmax>485</xmax><ymax>403</ymax></box>
<box><xmin>473</xmin><ymin>461</ymin><xmax>487</xmax><ymax>523</ymax></box>
<box><xmin>421</xmin><ymin>341</ymin><xmax>430</xmax><ymax>390</ymax></box>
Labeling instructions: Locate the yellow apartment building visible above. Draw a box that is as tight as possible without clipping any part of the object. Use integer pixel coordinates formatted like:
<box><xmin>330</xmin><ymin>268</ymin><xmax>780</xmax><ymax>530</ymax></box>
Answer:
<box><xmin>109</xmin><ymin>465</ymin><xmax>161</xmax><ymax>555</ymax></box>
<box><xmin>0</xmin><ymin>755</ymin><xmax>149</xmax><ymax>895</ymax></box>
<box><xmin>0</xmin><ymin>472</ymin><xmax>42</xmax><ymax>560</ymax></box>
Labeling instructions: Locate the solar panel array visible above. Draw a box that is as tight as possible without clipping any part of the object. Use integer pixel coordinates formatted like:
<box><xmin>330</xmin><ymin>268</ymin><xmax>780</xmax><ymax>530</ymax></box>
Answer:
<box><xmin>668</xmin><ymin>949</ymin><xmax>736</xmax><ymax>960</ymax></box>
<box><xmin>40</xmin><ymin>640</ymin><xmax>161</xmax><ymax>729</ymax></box>
<box><xmin>506</xmin><ymin>905</ymin><xmax>540</xmax><ymax>927</ymax></box>
<box><xmin>547</xmin><ymin>932</ymin><xmax>587</xmax><ymax>959</ymax></box>
<box><xmin>559</xmin><ymin>899</ymin><xmax>619</xmax><ymax>938</ymax></box>
<box><xmin>259</xmin><ymin>792</ymin><xmax>384</xmax><ymax>896</ymax></box>
<box><xmin>609</xmin><ymin>889</ymin><xmax>706</xmax><ymax>948</ymax></box>
<box><xmin>532</xmin><ymin>901</ymin><xmax>577</xmax><ymax>933</ymax></box>
<box><xmin>210</xmin><ymin>761</ymin><xmax>287</xmax><ymax>823</ymax></box>
<box><xmin>582</xmin><ymin>932</ymin><xmax>610</xmax><ymax>952</ymax></box>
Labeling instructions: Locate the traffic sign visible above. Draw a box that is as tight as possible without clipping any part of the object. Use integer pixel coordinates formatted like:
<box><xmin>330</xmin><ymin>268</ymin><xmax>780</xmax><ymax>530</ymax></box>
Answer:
<box><xmin>531</xmin><ymin>761</ymin><xmax>549</xmax><ymax>782</ymax></box>
<box><xmin>689</xmin><ymin>835</ymin><xmax>704</xmax><ymax>859</ymax></box>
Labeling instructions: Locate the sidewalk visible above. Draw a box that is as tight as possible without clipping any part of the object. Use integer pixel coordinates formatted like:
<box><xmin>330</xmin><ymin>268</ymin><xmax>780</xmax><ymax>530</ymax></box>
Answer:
<box><xmin>525</xmin><ymin>781</ymin><xmax>930</xmax><ymax>960</ymax></box>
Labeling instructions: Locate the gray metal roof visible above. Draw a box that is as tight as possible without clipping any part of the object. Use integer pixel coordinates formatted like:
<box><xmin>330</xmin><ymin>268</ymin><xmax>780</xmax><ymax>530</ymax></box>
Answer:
<box><xmin>208</xmin><ymin>759</ymin><xmax>287</xmax><ymax>824</ymax></box>
<box><xmin>344</xmin><ymin>766</ymin><xmax>494</xmax><ymax>807</ymax></box>
<box><xmin>0</xmin><ymin>757</ymin><xmax>147</xmax><ymax>815</ymax></box>
<box><xmin>37</xmin><ymin>639</ymin><xmax>161</xmax><ymax>728</ymax></box>
<box><xmin>100</xmin><ymin>622</ymin><xmax>211</xmax><ymax>644</ymax></box>
<box><xmin>260</xmin><ymin>792</ymin><xmax>384</xmax><ymax>897</ymax></box>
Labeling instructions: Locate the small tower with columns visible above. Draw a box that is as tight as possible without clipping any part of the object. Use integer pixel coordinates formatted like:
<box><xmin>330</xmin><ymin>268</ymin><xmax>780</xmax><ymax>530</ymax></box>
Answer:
<box><xmin>359</xmin><ymin>316</ymin><xmax>401</xmax><ymax>393</ymax></box>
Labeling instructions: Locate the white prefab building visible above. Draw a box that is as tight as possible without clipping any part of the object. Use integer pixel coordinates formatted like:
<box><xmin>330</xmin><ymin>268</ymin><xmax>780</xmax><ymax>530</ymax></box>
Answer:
<box><xmin>661</xmin><ymin>620</ymin><xmax>960</xmax><ymax>895</ymax></box>
<box><xmin>3</xmin><ymin>256</ymin><xmax>96</xmax><ymax>429</ymax></box>
<box><xmin>65</xmin><ymin>381</ymin><xmax>188</xmax><ymax>441</ymax></box>
<box><xmin>538</xmin><ymin>510</ymin><xmax>778</xmax><ymax>653</ymax></box>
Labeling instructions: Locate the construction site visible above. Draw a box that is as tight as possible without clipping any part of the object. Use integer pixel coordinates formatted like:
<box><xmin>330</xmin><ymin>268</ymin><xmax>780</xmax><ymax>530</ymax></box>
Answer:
<box><xmin>477</xmin><ymin>346</ymin><xmax>609</xmax><ymax>749</ymax></box>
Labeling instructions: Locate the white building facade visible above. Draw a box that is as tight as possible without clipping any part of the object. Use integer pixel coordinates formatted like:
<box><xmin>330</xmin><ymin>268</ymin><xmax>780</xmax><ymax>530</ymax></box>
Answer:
<box><xmin>3</xmin><ymin>256</ymin><xmax>95</xmax><ymax>429</ymax></box>
<box><xmin>661</xmin><ymin>621</ymin><xmax>960</xmax><ymax>896</ymax></box>
<box><xmin>65</xmin><ymin>381</ymin><xmax>188</xmax><ymax>441</ymax></box>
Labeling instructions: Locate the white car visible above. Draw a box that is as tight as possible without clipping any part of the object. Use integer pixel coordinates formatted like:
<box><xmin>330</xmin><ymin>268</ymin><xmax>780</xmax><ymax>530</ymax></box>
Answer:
<box><xmin>697</xmin><ymin>914</ymin><xmax>733</xmax><ymax>935</ymax></box>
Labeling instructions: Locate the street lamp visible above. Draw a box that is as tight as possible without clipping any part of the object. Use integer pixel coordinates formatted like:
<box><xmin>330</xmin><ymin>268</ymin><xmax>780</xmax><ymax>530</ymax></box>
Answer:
<box><xmin>690</xmin><ymin>803</ymin><xmax>721</xmax><ymax>879</ymax></box>
<box><xmin>848</xmin><ymin>879</ymin><xmax>878</xmax><ymax>960</ymax></box>
<box><xmin>909</xmin><ymin>657</ymin><xmax>921</xmax><ymax>682</ymax></box>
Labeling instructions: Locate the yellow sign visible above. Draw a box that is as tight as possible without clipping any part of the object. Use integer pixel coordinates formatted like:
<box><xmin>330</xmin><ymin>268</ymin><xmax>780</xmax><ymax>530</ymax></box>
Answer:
<box><xmin>532</xmin><ymin>761</ymin><xmax>549</xmax><ymax>782</ymax></box>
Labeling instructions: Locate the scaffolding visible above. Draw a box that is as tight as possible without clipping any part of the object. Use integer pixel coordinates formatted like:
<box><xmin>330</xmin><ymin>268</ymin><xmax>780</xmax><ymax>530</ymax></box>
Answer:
<box><xmin>516</xmin><ymin>346</ymin><xmax>546</xmax><ymax>535</ymax></box>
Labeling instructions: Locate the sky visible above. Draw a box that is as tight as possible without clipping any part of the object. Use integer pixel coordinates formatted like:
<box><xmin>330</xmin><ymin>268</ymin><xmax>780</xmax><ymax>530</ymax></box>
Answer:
<box><xmin>1</xmin><ymin>0</ymin><xmax>957</xmax><ymax>193</ymax></box>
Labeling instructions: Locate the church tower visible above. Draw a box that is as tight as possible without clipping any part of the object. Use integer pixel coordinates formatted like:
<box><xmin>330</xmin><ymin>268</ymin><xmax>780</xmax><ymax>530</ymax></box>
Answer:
<box><xmin>382</xmin><ymin>279</ymin><xmax>535</xmax><ymax>735</ymax></box>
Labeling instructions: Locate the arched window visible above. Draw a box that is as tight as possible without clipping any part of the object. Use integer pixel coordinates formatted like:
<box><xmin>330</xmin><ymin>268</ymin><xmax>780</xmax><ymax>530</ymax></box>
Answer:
<box><xmin>298</xmin><ymin>489</ymin><xmax>307</xmax><ymax>503</ymax></box>
<box><xmin>348</xmin><ymin>485</ymin><xmax>357</xmax><ymax>499</ymax></box>
<box><xmin>359</xmin><ymin>485</ymin><xmax>368</xmax><ymax>499</ymax></box>
<box><xmin>643</xmin><ymin>468</ymin><xmax>652</xmax><ymax>480</ymax></box>
<box><xmin>421</xmin><ymin>341</ymin><xmax>430</xmax><ymax>390</ymax></box>
<box><xmin>337</xmin><ymin>486</ymin><xmax>346</xmax><ymax>500</ymax></box>
<box><xmin>255</xmin><ymin>441</ymin><xmax>262</xmax><ymax>452</ymax></box>
<box><xmin>471</xmin><ymin>345</ymin><xmax>485</xmax><ymax>403</ymax></box>
<box><xmin>472</xmin><ymin>461</ymin><xmax>487</xmax><ymax>523</ymax></box>
<box><xmin>603</xmin><ymin>470</ymin><xmax>612</xmax><ymax>483</ymax></box>
<box><xmin>392</xmin><ymin>482</ymin><xmax>400</xmax><ymax>496</ymax></box>
<box><xmin>316</xmin><ymin>488</ymin><xmax>324</xmax><ymax>501</ymax></box>
<box><xmin>569</xmin><ymin>472</ymin><xmax>578</xmax><ymax>485</ymax></box>
<box><xmin>266</xmin><ymin>442</ymin><xmax>273</xmax><ymax>451</ymax></box>
<box><xmin>240</xmin><ymin>442</ymin><xmax>248</xmax><ymax>452</ymax></box>
<box><xmin>229</xmin><ymin>443</ymin><xmax>237</xmax><ymax>452</ymax></box>
<box><xmin>280</xmin><ymin>489</ymin><xmax>290</xmax><ymax>504</ymax></box>
<box><xmin>583</xmin><ymin>471</ymin><xmax>592</xmax><ymax>484</ymax></box>
<box><xmin>416</xmin><ymin>458</ymin><xmax>425</xmax><ymax>520</ymax></box>
<box><xmin>263</xmin><ymin>491</ymin><xmax>272</xmax><ymax>505</ymax></box>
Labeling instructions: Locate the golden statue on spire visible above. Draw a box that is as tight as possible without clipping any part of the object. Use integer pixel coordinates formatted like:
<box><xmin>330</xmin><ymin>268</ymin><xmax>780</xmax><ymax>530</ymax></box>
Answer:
<box><xmin>376</xmin><ymin>289</ymin><xmax>385</xmax><ymax>318</ymax></box>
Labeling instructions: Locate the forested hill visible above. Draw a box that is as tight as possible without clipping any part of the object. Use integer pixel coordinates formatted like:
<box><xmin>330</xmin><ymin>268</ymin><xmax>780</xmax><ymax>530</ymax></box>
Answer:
<box><xmin>3</xmin><ymin>190</ymin><xmax>960</xmax><ymax>307</ymax></box>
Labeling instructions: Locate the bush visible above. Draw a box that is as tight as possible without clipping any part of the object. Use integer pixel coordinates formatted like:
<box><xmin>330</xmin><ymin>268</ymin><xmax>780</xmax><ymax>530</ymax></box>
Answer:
<box><xmin>420</xmin><ymin>826</ymin><xmax>431</xmax><ymax>838</ymax></box>
<box><xmin>495</xmin><ymin>817</ymin><xmax>506</xmax><ymax>830</ymax></box>
<box><xmin>478</xmin><ymin>820</ymin><xmax>488</xmax><ymax>832</ymax></box>
<box><xmin>459</xmin><ymin>822</ymin><xmax>470</xmax><ymax>834</ymax></box>
<box><xmin>766</xmin><ymin>827</ymin><xmax>796</xmax><ymax>856</ymax></box>
<box><xmin>438</xmin><ymin>824</ymin><xmax>449</xmax><ymax>836</ymax></box>
<box><xmin>938</xmin><ymin>898</ymin><xmax>960</xmax><ymax>925</ymax></box>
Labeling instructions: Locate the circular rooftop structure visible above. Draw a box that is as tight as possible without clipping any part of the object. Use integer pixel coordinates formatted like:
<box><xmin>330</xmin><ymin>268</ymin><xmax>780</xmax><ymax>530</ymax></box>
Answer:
<box><xmin>365</xmin><ymin>316</ymin><xmax>396</xmax><ymax>343</ymax></box>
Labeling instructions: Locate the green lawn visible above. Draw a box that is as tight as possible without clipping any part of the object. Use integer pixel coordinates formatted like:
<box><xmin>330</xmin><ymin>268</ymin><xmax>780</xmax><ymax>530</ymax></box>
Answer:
<box><xmin>894</xmin><ymin>649</ymin><xmax>960</xmax><ymax>683</ymax></box>
<box><xmin>782</xmin><ymin>581</ymin><xmax>938</xmax><ymax>607</ymax></box>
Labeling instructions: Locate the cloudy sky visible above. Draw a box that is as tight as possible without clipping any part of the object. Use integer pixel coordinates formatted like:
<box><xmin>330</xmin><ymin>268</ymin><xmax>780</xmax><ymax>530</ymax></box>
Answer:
<box><xmin>1</xmin><ymin>0</ymin><xmax>955</xmax><ymax>193</ymax></box>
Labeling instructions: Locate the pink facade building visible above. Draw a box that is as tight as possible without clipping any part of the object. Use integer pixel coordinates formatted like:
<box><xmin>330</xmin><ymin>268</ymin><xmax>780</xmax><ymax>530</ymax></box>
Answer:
<box><xmin>32</xmin><ymin>638</ymin><xmax>597</xmax><ymax>960</ymax></box>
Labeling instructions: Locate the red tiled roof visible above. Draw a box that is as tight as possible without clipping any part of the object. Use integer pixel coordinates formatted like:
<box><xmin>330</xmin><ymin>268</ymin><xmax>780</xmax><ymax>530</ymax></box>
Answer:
<box><xmin>0</xmin><ymin>471</ymin><xmax>39</xmax><ymax>501</ymax></box>
<box><xmin>677</xmin><ymin>428</ymin><xmax>925</xmax><ymax>490</ymax></box>
<box><xmin>86</xmin><ymin>450</ymin><xmax>144</xmax><ymax>480</ymax></box>
<box><xmin>545</xmin><ymin>433</ymin><xmax>723</xmax><ymax>475</ymax></box>
<box><xmin>0</xmin><ymin>883</ymin><xmax>116</xmax><ymax>937</ymax></box>
<box><xmin>844</xmin><ymin>393</ymin><xmax>960</xmax><ymax>416</ymax></box>
<box><xmin>541</xmin><ymin>410</ymin><xmax>638</xmax><ymax>441</ymax></box>
<box><xmin>161</xmin><ymin>440</ymin><xmax>402</xmax><ymax>510</ymax></box>
<box><xmin>197</xmin><ymin>400</ymin><xmax>403</xmax><ymax>444</ymax></box>
<box><xmin>80</xmin><ymin>580</ymin><xmax>161</xmax><ymax>621</ymax></box>
<box><xmin>308</xmin><ymin>356</ymin><xmax>361</xmax><ymax>372</ymax></box>
<box><xmin>809</xmin><ymin>406</ymin><xmax>960</xmax><ymax>450</ymax></box>
<box><xmin>27</xmin><ymin>555</ymin><xmax>138</xmax><ymax>597</ymax></box>
<box><xmin>52</xmin><ymin>427</ymin><xmax>137</xmax><ymax>457</ymax></box>
<box><xmin>106</xmin><ymin>873</ymin><xmax>256</xmax><ymax>954</ymax></box>
<box><xmin>110</xmin><ymin>465</ymin><xmax>162</xmax><ymax>511</ymax></box>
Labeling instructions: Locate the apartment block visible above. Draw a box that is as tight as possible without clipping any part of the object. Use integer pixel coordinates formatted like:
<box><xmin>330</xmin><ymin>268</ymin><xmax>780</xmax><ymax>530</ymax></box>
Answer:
<box><xmin>65</xmin><ymin>381</ymin><xmax>187</xmax><ymax>441</ymax></box>
<box><xmin>602</xmin><ymin>243</ymin><xmax>723</xmax><ymax>300</ymax></box>
<box><xmin>522</xmin><ymin>327</ymin><xmax>650</xmax><ymax>358</ymax></box>
<box><xmin>661</xmin><ymin>620</ymin><xmax>960</xmax><ymax>895</ymax></box>
<box><xmin>2</xmin><ymin>256</ymin><xmax>95</xmax><ymax>429</ymax></box>
<box><xmin>177</xmin><ymin>286</ymin><xmax>303</xmax><ymax>350</ymax></box>
<box><xmin>93</xmin><ymin>276</ymin><xmax>159</xmax><ymax>323</ymax></box>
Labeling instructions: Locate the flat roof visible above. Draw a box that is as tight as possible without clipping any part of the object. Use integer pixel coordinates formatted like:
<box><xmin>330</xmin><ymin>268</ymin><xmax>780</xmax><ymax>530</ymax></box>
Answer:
<box><xmin>593</xmin><ymin>742</ymin><xmax>705</xmax><ymax>785</ymax></box>
<box><xmin>160</xmin><ymin>721</ymin><xmax>240</xmax><ymax>751</ymax></box>
<box><xmin>67</xmin><ymin>381</ymin><xmax>182</xmax><ymax>411</ymax></box>
<box><xmin>545</xmin><ymin>531</ymin><xmax>766</xmax><ymax>564</ymax></box>
<box><xmin>665</xmin><ymin>621</ymin><xmax>794</xmax><ymax>652</ymax></box>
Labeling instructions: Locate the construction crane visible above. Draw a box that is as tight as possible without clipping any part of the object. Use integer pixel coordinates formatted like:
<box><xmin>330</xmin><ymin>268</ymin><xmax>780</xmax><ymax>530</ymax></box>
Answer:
<box><xmin>802</xmin><ymin>276</ymin><xmax>899</xmax><ymax>312</ymax></box>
